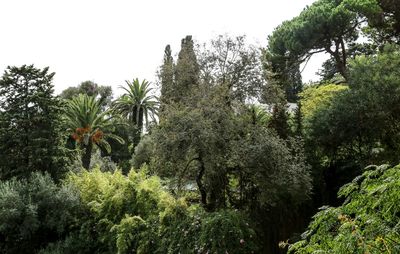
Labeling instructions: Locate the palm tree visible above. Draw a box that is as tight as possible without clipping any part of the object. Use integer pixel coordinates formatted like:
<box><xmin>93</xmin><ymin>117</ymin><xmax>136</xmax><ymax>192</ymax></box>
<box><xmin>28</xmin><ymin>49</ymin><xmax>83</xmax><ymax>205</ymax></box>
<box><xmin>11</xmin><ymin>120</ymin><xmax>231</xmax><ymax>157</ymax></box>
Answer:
<box><xmin>65</xmin><ymin>94</ymin><xmax>124</xmax><ymax>169</ymax></box>
<box><xmin>113</xmin><ymin>78</ymin><xmax>159</xmax><ymax>144</ymax></box>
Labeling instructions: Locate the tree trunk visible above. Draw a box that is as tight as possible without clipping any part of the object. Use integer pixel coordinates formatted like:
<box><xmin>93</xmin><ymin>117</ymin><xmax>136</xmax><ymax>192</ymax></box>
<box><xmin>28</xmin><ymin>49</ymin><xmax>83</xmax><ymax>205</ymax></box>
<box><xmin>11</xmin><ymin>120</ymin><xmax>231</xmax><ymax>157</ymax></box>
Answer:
<box><xmin>325</xmin><ymin>38</ymin><xmax>348</xmax><ymax>81</ymax></box>
<box><xmin>131</xmin><ymin>106</ymin><xmax>143</xmax><ymax>149</ymax></box>
<box><xmin>196</xmin><ymin>156</ymin><xmax>208</xmax><ymax>209</ymax></box>
<box><xmin>138</xmin><ymin>108</ymin><xmax>144</xmax><ymax>133</ymax></box>
<box><xmin>81</xmin><ymin>142</ymin><xmax>93</xmax><ymax>170</ymax></box>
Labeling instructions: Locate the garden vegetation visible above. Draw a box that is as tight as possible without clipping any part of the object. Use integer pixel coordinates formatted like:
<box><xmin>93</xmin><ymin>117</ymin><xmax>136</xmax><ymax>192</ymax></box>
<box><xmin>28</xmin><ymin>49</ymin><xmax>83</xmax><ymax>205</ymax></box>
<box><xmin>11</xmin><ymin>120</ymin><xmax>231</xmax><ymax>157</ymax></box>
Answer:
<box><xmin>0</xmin><ymin>0</ymin><xmax>399</xmax><ymax>253</ymax></box>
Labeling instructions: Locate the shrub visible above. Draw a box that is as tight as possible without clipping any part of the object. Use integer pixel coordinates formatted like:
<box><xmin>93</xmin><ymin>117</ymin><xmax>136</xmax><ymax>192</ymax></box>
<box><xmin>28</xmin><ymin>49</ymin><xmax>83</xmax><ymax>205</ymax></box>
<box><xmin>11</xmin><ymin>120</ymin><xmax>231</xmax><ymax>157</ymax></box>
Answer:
<box><xmin>288</xmin><ymin>164</ymin><xmax>400</xmax><ymax>254</ymax></box>
<box><xmin>49</xmin><ymin>166</ymin><xmax>261</xmax><ymax>253</ymax></box>
<box><xmin>0</xmin><ymin>172</ymin><xmax>80</xmax><ymax>254</ymax></box>
<box><xmin>158</xmin><ymin>208</ymin><xmax>259</xmax><ymax>254</ymax></box>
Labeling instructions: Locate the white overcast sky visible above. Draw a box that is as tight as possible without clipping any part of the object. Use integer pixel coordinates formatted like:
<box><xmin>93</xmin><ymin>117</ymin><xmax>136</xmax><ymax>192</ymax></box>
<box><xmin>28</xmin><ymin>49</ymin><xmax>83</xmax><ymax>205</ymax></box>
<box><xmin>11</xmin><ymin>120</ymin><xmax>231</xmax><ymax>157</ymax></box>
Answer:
<box><xmin>0</xmin><ymin>0</ymin><xmax>324</xmax><ymax>95</ymax></box>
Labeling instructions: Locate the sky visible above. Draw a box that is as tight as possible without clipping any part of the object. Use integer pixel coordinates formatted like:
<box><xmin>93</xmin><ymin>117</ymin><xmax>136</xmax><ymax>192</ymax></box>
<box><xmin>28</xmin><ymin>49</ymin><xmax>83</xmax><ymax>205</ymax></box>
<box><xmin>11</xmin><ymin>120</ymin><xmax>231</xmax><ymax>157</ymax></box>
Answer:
<box><xmin>0</xmin><ymin>0</ymin><xmax>324</xmax><ymax>95</ymax></box>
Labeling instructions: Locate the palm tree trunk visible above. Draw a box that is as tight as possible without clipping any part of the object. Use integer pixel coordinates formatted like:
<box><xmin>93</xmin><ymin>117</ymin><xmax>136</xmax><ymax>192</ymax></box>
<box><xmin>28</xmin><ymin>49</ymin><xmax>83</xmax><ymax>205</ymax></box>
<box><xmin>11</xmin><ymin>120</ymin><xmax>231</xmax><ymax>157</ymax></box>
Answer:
<box><xmin>138</xmin><ymin>108</ymin><xmax>144</xmax><ymax>133</ymax></box>
<box><xmin>131</xmin><ymin>107</ymin><xmax>144</xmax><ymax>148</ymax></box>
<box><xmin>81</xmin><ymin>142</ymin><xmax>93</xmax><ymax>170</ymax></box>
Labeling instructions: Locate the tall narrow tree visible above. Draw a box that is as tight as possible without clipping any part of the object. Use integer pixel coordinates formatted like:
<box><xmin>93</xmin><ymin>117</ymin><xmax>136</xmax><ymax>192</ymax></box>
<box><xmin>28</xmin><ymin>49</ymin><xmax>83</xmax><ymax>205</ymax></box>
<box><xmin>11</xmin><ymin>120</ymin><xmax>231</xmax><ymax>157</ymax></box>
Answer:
<box><xmin>174</xmin><ymin>35</ymin><xmax>200</xmax><ymax>103</ymax></box>
<box><xmin>160</xmin><ymin>45</ymin><xmax>175</xmax><ymax>104</ymax></box>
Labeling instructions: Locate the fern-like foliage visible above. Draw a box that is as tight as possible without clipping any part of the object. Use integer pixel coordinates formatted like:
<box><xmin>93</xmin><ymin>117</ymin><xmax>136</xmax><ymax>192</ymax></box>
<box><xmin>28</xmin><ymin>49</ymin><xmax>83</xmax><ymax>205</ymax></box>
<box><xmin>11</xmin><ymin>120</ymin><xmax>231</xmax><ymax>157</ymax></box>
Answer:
<box><xmin>288</xmin><ymin>164</ymin><xmax>400</xmax><ymax>254</ymax></box>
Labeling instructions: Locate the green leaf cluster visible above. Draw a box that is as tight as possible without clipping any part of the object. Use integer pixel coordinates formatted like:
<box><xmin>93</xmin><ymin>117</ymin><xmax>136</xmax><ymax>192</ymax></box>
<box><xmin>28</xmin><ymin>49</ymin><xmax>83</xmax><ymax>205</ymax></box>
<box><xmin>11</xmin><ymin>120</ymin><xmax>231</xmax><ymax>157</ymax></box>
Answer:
<box><xmin>300</xmin><ymin>83</ymin><xmax>348</xmax><ymax>126</ymax></box>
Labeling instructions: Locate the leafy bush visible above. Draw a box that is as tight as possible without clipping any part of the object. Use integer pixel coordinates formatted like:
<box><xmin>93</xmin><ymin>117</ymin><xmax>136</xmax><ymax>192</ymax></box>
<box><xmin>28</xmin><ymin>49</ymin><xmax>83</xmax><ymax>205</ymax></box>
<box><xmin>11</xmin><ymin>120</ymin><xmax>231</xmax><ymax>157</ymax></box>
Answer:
<box><xmin>59</xmin><ymin>167</ymin><xmax>164</xmax><ymax>253</ymax></box>
<box><xmin>157</xmin><ymin>207</ymin><xmax>260</xmax><ymax>254</ymax></box>
<box><xmin>132</xmin><ymin>135</ymin><xmax>155</xmax><ymax>169</ymax></box>
<box><xmin>0</xmin><ymin>172</ymin><xmax>81</xmax><ymax>254</ymax></box>
<box><xmin>288</xmin><ymin>164</ymin><xmax>400</xmax><ymax>253</ymax></box>
<box><xmin>198</xmin><ymin>209</ymin><xmax>259</xmax><ymax>253</ymax></box>
<box><xmin>44</xmin><ymin>166</ymin><xmax>261</xmax><ymax>253</ymax></box>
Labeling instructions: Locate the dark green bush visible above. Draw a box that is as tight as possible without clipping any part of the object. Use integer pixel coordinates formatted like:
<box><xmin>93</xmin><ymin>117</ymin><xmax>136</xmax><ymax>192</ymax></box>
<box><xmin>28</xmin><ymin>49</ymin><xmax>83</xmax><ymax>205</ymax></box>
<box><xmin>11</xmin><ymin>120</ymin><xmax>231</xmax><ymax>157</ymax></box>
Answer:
<box><xmin>0</xmin><ymin>172</ymin><xmax>80</xmax><ymax>254</ymax></box>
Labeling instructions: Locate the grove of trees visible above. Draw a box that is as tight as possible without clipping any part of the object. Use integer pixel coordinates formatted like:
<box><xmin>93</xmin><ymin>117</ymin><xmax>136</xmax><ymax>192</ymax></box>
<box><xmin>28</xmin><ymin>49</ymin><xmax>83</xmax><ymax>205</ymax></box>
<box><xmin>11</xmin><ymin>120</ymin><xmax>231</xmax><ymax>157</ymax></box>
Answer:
<box><xmin>0</xmin><ymin>0</ymin><xmax>400</xmax><ymax>253</ymax></box>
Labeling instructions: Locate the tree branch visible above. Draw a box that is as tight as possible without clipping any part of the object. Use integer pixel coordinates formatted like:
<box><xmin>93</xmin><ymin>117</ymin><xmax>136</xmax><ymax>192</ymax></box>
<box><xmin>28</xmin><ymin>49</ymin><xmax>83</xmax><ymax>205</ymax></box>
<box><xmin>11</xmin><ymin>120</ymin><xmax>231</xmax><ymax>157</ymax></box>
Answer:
<box><xmin>178</xmin><ymin>156</ymin><xmax>200</xmax><ymax>190</ymax></box>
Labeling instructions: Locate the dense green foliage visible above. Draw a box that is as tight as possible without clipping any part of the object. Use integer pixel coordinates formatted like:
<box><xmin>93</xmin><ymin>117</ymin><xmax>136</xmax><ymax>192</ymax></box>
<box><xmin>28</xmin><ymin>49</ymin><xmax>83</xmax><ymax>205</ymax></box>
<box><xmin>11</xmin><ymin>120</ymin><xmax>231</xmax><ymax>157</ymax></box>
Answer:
<box><xmin>37</xmin><ymin>167</ymin><xmax>260</xmax><ymax>254</ymax></box>
<box><xmin>300</xmin><ymin>84</ymin><xmax>348</xmax><ymax>122</ymax></box>
<box><xmin>153</xmin><ymin>95</ymin><xmax>311</xmax><ymax>211</ymax></box>
<box><xmin>265</xmin><ymin>0</ymin><xmax>400</xmax><ymax>97</ymax></box>
<box><xmin>265</xmin><ymin>0</ymin><xmax>357</xmax><ymax>99</ymax></box>
<box><xmin>154</xmin><ymin>35</ymin><xmax>312</xmax><ymax>253</ymax></box>
<box><xmin>288</xmin><ymin>164</ymin><xmax>400</xmax><ymax>253</ymax></box>
<box><xmin>174</xmin><ymin>35</ymin><xmax>200</xmax><ymax>103</ymax></box>
<box><xmin>0</xmin><ymin>65</ymin><xmax>67</xmax><ymax>180</ymax></box>
<box><xmin>306</xmin><ymin>46</ymin><xmax>400</xmax><ymax>201</ymax></box>
<box><xmin>0</xmin><ymin>172</ymin><xmax>80</xmax><ymax>254</ymax></box>
<box><xmin>159</xmin><ymin>35</ymin><xmax>199</xmax><ymax>108</ymax></box>
<box><xmin>2</xmin><ymin>0</ymin><xmax>400</xmax><ymax>252</ymax></box>
<box><xmin>159</xmin><ymin>45</ymin><xmax>174</xmax><ymax>117</ymax></box>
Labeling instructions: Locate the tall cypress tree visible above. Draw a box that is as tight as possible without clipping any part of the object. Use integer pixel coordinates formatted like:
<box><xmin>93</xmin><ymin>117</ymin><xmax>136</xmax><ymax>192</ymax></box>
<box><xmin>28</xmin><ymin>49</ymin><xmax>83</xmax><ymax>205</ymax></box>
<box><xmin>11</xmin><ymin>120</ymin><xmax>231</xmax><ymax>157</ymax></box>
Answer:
<box><xmin>160</xmin><ymin>45</ymin><xmax>175</xmax><ymax>110</ymax></box>
<box><xmin>0</xmin><ymin>65</ymin><xmax>66</xmax><ymax>180</ymax></box>
<box><xmin>175</xmin><ymin>35</ymin><xmax>200</xmax><ymax>103</ymax></box>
